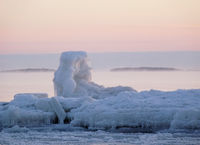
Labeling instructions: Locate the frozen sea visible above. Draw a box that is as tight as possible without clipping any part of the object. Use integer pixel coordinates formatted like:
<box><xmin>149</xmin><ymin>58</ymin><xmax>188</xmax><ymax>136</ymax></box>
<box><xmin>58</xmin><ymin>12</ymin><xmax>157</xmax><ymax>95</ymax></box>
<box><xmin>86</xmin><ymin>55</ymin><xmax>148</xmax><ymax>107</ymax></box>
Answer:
<box><xmin>0</xmin><ymin>70</ymin><xmax>200</xmax><ymax>145</ymax></box>
<box><xmin>0</xmin><ymin>52</ymin><xmax>200</xmax><ymax>145</ymax></box>
<box><xmin>1</xmin><ymin>125</ymin><xmax>200</xmax><ymax>145</ymax></box>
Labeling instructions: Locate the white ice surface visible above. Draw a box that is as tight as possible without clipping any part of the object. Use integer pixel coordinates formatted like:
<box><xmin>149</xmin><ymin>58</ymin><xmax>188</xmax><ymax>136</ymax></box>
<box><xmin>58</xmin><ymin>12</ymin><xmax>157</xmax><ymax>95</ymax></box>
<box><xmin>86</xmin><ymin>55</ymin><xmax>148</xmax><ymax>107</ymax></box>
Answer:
<box><xmin>0</xmin><ymin>51</ymin><xmax>200</xmax><ymax>132</ymax></box>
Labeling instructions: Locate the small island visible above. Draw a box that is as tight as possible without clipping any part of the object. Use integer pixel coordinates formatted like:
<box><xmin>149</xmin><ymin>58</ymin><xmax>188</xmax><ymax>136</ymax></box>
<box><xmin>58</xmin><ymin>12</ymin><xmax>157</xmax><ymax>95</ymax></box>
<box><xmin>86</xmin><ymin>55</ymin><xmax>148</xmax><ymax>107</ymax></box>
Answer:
<box><xmin>0</xmin><ymin>68</ymin><xmax>56</xmax><ymax>73</ymax></box>
<box><xmin>110</xmin><ymin>67</ymin><xmax>180</xmax><ymax>72</ymax></box>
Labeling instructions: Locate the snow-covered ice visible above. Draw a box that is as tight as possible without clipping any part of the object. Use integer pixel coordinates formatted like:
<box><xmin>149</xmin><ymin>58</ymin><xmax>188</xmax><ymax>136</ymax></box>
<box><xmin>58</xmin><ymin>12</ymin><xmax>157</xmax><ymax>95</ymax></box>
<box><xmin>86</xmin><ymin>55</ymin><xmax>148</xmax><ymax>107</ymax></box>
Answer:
<box><xmin>1</xmin><ymin>125</ymin><xmax>200</xmax><ymax>145</ymax></box>
<box><xmin>0</xmin><ymin>51</ymin><xmax>200</xmax><ymax>133</ymax></box>
<box><xmin>69</xmin><ymin>89</ymin><xmax>200</xmax><ymax>131</ymax></box>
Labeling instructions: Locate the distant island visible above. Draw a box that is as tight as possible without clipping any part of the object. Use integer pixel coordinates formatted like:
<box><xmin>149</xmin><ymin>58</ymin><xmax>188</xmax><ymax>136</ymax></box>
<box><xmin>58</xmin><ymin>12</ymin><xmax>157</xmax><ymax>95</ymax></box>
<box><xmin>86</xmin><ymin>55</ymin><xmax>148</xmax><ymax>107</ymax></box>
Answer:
<box><xmin>0</xmin><ymin>68</ymin><xmax>56</xmax><ymax>73</ymax></box>
<box><xmin>110</xmin><ymin>67</ymin><xmax>181</xmax><ymax>72</ymax></box>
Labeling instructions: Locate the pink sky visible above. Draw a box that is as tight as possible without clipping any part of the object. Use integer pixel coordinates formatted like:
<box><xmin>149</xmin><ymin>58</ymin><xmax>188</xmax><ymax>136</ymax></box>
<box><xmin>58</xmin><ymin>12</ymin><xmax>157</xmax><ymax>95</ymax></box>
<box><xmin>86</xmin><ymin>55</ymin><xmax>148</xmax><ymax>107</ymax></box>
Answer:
<box><xmin>0</xmin><ymin>0</ymin><xmax>200</xmax><ymax>54</ymax></box>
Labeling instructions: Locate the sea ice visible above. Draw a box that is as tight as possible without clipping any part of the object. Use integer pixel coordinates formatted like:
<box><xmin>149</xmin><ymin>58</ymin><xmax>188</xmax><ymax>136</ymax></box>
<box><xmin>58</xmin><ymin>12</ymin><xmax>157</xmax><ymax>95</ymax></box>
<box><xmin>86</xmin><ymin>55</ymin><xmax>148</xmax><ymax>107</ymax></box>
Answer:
<box><xmin>0</xmin><ymin>51</ymin><xmax>200</xmax><ymax>132</ymax></box>
<box><xmin>49</xmin><ymin>97</ymin><xmax>66</xmax><ymax>124</ymax></box>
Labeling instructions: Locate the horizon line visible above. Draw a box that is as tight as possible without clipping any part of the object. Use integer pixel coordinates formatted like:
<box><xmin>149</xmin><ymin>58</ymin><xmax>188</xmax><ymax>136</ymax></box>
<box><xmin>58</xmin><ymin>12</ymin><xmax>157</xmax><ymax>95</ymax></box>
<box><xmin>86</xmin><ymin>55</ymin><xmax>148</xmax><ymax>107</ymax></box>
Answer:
<box><xmin>1</xmin><ymin>50</ymin><xmax>200</xmax><ymax>55</ymax></box>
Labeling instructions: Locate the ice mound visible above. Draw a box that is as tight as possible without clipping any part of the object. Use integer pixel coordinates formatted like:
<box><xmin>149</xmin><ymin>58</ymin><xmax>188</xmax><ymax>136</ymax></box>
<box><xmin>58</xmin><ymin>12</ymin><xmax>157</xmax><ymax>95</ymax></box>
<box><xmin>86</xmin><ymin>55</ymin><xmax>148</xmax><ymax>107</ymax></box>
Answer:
<box><xmin>0</xmin><ymin>94</ymin><xmax>55</xmax><ymax>128</ymax></box>
<box><xmin>69</xmin><ymin>90</ymin><xmax>200</xmax><ymax>131</ymax></box>
<box><xmin>53</xmin><ymin>51</ymin><xmax>92</xmax><ymax>97</ymax></box>
<box><xmin>53</xmin><ymin>51</ymin><xmax>134</xmax><ymax>99</ymax></box>
<box><xmin>0</xmin><ymin>51</ymin><xmax>200</xmax><ymax>132</ymax></box>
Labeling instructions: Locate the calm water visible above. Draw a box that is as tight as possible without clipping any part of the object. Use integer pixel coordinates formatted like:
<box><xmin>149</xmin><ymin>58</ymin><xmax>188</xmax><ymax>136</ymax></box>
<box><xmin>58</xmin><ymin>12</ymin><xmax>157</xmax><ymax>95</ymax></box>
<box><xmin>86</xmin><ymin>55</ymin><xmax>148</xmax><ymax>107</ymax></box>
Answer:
<box><xmin>0</xmin><ymin>70</ymin><xmax>200</xmax><ymax>102</ymax></box>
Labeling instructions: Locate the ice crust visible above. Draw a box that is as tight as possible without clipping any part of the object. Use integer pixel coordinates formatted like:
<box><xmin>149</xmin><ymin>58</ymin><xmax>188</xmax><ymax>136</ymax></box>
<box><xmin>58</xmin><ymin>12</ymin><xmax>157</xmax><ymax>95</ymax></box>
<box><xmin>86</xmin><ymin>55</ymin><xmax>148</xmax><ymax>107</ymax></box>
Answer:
<box><xmin>0</xmin><ymin>51</ymin><xmax>200</xmax><ymax>132</ymax></box>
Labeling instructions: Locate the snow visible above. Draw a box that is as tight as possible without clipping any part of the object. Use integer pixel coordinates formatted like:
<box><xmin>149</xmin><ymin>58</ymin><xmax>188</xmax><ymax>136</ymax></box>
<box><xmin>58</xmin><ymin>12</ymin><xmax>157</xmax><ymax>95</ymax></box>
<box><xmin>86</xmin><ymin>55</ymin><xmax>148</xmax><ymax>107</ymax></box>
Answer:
<box><xmin>0</xmin><ymin>51</ymin><xmax>200</xmax><ymax>133</ymax></box>
<box><xmin>1</xmin><ymin>126</ymin><xmax>200</xmax><ymax>145</ymax></box>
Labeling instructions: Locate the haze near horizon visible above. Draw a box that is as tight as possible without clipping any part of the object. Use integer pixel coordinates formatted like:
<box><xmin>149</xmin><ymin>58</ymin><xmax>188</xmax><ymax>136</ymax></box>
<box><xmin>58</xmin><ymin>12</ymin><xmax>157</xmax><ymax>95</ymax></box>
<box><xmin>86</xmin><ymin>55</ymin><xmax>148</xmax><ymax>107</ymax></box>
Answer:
<box><xmin>0</xmin><ymin>0</ymin><xmax>200</xmax><ymax>54</ymax></box>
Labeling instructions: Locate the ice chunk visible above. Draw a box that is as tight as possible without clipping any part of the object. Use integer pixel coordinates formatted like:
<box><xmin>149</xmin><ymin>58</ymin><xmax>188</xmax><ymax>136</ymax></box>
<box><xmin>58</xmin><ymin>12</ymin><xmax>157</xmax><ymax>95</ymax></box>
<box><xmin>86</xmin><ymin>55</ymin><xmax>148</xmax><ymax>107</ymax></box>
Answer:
<box><xmin>10</xmin><ymin>93</ymin><xmax>48</xmax><ymax>108</ymax></box>
<box><xmin>171</xmin><ymin>109</ymin><xmax>200</xmax><ymax>129</ymax></box>
<box><xmin>56</xmin><ymin>96</ymin><xmax>95</xmax><ymax>112</ymax></box>
<box><xmin>10</xmin><ymin>94</ymin><xmax>38</xmax><ymax>108</ymax></box>
<box><xmin>35</xmin><ymin>98</ymin><xmax>52</xmax><ymax>112</ymax></box>
<box><xmin>69</xmin><ymin>89</ymin><xmax>200</xmax><ymax>131</ymax></box>
<box><xmin>49</xmin><ymin>97</ymin><xmax>66</xmax><ymax>124</ymax></box>
<box><xmin>0</xmin><ymin>105</ymin><xmax>20</xmax><ymax>127</ymax></box>
<box><xmin>0</xmin><ymin>94</ymin><xmax>54</xmax><ymax>127</ymax></box>
<box><xmin>0</xmin><ymin>105</ymin><xmax>55</xmax><ymax>127</ymax></box>
<box><xmin>53</xmin><ymin>51</ymin><xmax>91</xmax><ymax>97</ymax></box>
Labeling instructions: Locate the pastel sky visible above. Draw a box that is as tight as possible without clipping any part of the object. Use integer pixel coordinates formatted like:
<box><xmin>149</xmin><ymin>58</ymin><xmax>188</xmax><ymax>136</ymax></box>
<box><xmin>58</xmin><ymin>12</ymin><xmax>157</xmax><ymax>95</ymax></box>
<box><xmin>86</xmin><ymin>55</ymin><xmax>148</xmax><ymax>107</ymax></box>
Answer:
<box><xmin>0</xmin><ymin>0</ymin><xmax>200</xmax><ymax>54</ymax></box>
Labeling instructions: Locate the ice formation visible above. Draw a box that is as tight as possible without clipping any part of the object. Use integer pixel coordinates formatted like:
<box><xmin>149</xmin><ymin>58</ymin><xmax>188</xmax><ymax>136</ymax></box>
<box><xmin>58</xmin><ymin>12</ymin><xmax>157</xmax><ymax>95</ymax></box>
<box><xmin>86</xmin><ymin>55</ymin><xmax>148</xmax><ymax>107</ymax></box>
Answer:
<box><xmin>53</xmin><ymin>51</ymin><xmax>91</xmax><ymax>98</ymax></box>
<box><xmin>53</xmin><ymin>51</ymin><xmax>133</xmax><ymax>99</ymax></box>
<box><xmin>0</xmin><ymin>51</ymin><xmax>200</xmax><ymax>132</ymax></box>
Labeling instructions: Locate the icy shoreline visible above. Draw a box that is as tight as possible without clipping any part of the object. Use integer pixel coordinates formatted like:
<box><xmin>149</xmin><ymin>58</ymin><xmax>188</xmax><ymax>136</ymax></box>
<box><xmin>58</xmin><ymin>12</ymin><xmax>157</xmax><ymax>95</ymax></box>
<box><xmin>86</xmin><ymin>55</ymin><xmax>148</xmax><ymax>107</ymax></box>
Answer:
<box><xmin>0</xmin><ymin>51</ymin><xmax>200</xmax><ymax>133</ymax></box>
<box><xmin>1</xmin><ymin>89</ymin><xmax>200</xmax><ymax>132</ymax></box>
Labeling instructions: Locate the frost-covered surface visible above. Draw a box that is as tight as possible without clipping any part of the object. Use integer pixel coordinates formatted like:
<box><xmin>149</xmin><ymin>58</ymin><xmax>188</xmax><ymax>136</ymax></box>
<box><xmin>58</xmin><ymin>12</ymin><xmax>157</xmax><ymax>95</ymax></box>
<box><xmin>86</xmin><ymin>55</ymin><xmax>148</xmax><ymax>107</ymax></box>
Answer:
<box><xmin>1</xmin><ymin>90</ymin><xmax>200</xmax><ymax>132</ymax></box>
<box><xmin>0</xmin><ymin>125</ymin><xmax>200</xmax><ymax>145</ymax></box>
<box><xmin>69</xmin><ymin>89</ymin><xmax>200</xmax><ymax>131</ymax></box>
<box><xmin>0</xmin><ymin>51</ymin><xmax>200</xmax><ymax>133</ymax></box>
